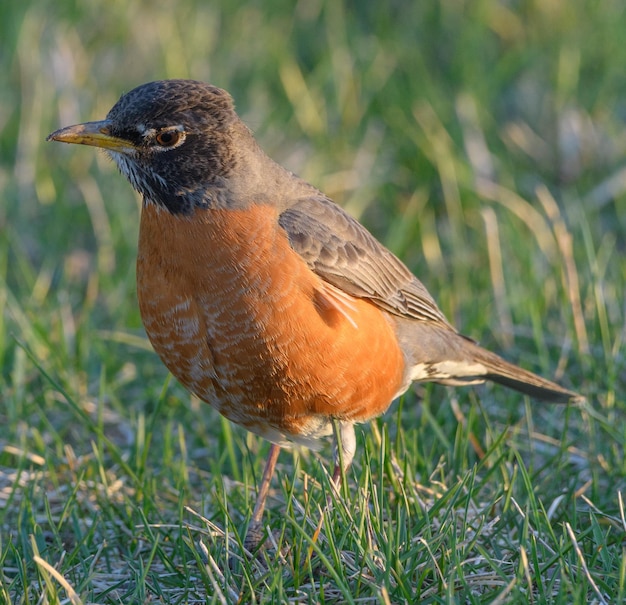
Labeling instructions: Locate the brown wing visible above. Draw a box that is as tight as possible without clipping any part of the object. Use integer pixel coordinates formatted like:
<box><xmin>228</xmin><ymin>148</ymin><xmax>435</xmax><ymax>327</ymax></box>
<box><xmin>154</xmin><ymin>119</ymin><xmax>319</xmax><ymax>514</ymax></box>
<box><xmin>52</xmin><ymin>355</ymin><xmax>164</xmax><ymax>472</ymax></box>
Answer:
<box><xmin>278</xmin><ymin>196</ymin><xmax>455</xmax><ymax>330</ymax></box>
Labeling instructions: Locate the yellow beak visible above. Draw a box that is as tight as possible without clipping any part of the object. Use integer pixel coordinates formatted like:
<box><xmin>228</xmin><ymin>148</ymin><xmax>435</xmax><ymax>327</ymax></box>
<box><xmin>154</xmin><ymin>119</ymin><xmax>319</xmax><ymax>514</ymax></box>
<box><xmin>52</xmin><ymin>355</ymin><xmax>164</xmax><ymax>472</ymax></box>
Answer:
<box><xmin>46</xmin><ymin>120</ymin><xmax>136</xmax><ymax>153</ymax></box>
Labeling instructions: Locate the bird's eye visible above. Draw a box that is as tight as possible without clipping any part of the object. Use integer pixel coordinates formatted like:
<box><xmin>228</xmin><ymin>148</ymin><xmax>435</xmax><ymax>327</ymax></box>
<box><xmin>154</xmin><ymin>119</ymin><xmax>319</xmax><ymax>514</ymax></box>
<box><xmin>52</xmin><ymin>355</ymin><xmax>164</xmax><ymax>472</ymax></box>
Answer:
<box><xmin>154</xmin><ymin>127</ymin><xmax>185</xmax><ymax>148</ymax></box>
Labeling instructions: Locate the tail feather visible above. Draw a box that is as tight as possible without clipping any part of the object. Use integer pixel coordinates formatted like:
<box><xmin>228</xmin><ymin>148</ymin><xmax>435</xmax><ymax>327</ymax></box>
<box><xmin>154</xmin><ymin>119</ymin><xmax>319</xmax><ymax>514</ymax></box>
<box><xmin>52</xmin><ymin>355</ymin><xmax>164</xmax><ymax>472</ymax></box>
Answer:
<box><xmin>471</xmin><ymin>345</ymin><xmax>582</xmax><ymax>404</ymax></box>
<box><xmin>402</xmin><ymin>322</ymin><xmax>582</xmax><ymax>404</ymax></box>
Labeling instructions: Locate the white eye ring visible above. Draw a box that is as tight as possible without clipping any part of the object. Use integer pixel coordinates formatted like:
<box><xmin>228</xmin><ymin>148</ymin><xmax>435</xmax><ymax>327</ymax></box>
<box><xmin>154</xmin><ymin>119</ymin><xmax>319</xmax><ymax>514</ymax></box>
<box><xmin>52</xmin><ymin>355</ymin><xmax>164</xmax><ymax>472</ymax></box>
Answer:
<box><xmin>154</xmin><ymin>125</ymin><xmax>186</xmax><ymax>150</ymax></box>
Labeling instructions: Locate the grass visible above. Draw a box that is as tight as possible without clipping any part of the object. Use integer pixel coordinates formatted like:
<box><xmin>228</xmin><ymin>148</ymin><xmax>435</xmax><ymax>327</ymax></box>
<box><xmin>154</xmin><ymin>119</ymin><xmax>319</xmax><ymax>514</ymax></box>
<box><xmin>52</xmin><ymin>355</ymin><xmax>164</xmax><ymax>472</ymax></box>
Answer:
<box><xmin>1</xmin><ymin>0</ymin><xmax>624</xmax><ymax>602</ymax></box>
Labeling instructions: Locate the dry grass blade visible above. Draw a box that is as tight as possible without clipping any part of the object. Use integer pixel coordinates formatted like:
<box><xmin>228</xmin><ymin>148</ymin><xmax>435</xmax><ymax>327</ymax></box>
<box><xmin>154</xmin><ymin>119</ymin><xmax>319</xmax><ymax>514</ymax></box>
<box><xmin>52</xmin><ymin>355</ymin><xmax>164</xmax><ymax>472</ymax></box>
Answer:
<box><xmin>565</xmin><ymin>522</ymin><xmax>608</xmax><ymax>605</ymax></box>
<box><xmin>536</xmin><ymin>185</ymin><xmax>589</xmax><ymax>355</ymax></box>
<box><xmin>33</xmin><ymin>556</ymin><xmax>84</xmax><ymax>605</ymax></box>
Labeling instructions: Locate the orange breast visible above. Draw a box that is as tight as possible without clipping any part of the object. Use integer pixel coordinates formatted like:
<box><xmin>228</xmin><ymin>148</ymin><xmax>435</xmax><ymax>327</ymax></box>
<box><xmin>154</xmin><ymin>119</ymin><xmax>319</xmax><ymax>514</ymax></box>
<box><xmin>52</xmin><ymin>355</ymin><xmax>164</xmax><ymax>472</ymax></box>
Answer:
<box><xmin>136</xmin><ymin>201</ymin><xmax>406</xmax><ymax>447</ymax></box>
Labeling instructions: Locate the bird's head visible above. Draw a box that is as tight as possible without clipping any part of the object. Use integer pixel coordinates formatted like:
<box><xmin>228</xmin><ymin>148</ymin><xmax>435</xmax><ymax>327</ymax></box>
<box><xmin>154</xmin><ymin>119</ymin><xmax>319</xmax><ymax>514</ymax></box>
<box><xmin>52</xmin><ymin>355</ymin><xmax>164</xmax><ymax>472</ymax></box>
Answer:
<box><xmin>47</xmin><ymin>80</ymin><xmax>241</xmax><ymax>214</ymax></box>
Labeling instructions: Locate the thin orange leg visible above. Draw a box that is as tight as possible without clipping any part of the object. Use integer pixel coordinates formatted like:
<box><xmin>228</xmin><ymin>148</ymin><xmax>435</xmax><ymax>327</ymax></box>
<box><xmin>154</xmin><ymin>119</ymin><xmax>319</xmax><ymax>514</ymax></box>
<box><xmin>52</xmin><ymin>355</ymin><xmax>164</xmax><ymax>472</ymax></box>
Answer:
<box><xmin>244</xmin><ymin>442</ymin><xmax>281</xmax><ymax>552</ymax></box>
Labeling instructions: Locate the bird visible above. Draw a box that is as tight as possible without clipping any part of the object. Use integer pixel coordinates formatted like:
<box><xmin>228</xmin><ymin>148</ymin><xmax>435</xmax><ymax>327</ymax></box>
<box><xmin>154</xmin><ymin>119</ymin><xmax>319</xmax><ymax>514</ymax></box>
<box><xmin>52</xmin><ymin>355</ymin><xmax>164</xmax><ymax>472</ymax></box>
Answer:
<box><xmin>47</xmin><ymin>79</ymin><xmax>582</xmax><ymax>552</ymax></box>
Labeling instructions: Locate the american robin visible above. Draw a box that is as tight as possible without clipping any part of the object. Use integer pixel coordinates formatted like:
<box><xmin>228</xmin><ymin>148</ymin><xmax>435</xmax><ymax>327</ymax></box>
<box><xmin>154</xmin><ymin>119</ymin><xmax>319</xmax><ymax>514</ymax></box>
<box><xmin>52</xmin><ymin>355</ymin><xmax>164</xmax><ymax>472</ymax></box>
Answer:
<box><xmin>48</xmin><ymin>79</ymin><xmax>581</xmax><ymax>552</ymax></box>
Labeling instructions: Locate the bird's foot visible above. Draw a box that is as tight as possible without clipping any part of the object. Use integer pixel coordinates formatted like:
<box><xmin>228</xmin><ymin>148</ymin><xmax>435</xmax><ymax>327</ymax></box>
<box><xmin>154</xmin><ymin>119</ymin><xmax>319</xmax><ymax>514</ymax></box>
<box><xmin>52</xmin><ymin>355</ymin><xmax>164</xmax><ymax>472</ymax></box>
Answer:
<box><xmin>243</xmin><ymin>519</ymin><xmax>267</xmax><ymax>555</ymax></box>
<box><xmin>228</xmin><ymin>519</ymin><xmax>288</xmax><ymax>571</ymax></box>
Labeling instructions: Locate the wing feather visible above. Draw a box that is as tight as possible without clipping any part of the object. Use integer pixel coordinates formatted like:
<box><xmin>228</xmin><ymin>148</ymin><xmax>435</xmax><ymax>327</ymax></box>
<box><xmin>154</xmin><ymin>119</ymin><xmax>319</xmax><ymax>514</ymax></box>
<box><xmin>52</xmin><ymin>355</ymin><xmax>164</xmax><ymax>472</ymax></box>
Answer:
<box><xmin>278</xmin><ymin>196</ymin><xmax>454</xmax><ymax>329</ymax></box>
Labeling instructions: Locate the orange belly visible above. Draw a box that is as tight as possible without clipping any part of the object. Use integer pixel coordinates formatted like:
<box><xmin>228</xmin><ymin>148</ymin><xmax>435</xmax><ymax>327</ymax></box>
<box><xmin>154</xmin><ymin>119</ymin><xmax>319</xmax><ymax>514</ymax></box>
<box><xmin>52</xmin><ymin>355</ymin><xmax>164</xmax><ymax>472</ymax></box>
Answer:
<box><xmin>136</xmin><ymin>201</ymin><xmax>406</xmax><ymax>447</ymax></box>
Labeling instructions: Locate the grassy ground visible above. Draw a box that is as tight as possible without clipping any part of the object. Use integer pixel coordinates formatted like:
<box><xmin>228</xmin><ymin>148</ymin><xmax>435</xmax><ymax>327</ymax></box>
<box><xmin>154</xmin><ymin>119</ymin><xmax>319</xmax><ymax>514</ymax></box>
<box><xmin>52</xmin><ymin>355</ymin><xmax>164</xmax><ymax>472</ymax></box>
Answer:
<box><xmin>1</xmin><ymin>0</ymin><xmax>625</xmax><ymax>603</ymax></box>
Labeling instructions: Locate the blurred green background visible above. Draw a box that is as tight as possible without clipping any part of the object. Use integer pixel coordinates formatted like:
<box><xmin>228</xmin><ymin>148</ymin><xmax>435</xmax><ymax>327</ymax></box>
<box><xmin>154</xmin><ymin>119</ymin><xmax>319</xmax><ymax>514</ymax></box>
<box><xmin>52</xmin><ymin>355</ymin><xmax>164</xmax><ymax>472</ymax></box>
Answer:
<box><xmin>1</xmin><ymin>0</ymin><xmax>625</xmax><ymax>603</ymax></box>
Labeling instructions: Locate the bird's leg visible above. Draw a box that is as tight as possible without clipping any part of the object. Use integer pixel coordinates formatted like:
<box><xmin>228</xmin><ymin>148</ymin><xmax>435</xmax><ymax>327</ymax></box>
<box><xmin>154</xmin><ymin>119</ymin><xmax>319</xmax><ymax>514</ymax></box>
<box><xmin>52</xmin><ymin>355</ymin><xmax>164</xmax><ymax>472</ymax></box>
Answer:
<box><xmin>331</xmin><ymin>420</ymin><xmax>356</xmax><ymax>489</ymax></box>
<box><xmin>243</xmin><ymin>442</ymin><xmax>281</xmax><ymax>553</ymax></box>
